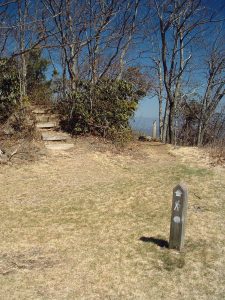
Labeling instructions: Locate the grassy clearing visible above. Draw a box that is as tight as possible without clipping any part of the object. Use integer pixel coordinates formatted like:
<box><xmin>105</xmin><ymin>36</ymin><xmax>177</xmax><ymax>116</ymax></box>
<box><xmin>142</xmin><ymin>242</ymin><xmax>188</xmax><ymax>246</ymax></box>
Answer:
<box><xmin>0</xmin><ymin>139</ymin><xmax>224</xmax><ymax>299</ymax></box>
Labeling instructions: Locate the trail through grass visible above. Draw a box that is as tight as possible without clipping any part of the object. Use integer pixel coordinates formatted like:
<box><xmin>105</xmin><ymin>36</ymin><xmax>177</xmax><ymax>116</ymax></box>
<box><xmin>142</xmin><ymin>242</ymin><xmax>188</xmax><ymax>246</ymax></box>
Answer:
<box><xmin>0</xmin><ymin>139</ymin><xmax>224</xmax><ymax>299</ymax></box>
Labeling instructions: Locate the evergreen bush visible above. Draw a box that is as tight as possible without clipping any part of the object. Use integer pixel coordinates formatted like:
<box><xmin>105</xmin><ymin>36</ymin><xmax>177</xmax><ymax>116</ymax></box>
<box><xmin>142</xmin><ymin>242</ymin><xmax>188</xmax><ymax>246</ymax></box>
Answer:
<box><xmin>0</xmin><ymin>58</ymin><xmax>20</xmax><ymax>123</ymax></box>
<box><xmin>57</xmin><ymin>79</ymin><xmax>144</xmax><ymax>142</ymax></box>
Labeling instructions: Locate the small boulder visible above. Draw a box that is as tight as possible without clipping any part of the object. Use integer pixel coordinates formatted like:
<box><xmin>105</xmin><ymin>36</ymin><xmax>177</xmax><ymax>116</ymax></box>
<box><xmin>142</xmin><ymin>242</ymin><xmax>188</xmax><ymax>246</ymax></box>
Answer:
<box><xmin>3</xmin><ymin>125</ymin><xmax>15</xmax><ymax>135</ymax></box>
<box><xmin>0</xmin><ymin>149</ymin><xmax>8</xmax><ymax>164</ymax></box>
<box><xmin>139</xmin><ymin>135</ymin><xmax>152</xmax><ymax>142</ymax></box>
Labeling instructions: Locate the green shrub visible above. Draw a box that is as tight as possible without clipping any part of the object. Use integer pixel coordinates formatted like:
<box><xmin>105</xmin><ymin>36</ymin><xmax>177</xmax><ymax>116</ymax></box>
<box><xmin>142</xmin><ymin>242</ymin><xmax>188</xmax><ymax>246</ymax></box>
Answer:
<box><xmin>4</xmin><ymin>106</ymin><xmax>37</xmax><ymax>140</ymax></box>
<box><xmin>108</xmin><ymin>126</ymin><xmax>134</xmax><ymax>147</ymax></box>
<box><xmin>26</xmin><ymin>49</ymin><xmax>51</xmax><ymax>106</ymax></box>
<box><xmin>58</xmin><ymin>79</ymin><xmax>142</xmax><ymax>142</ymax></box>
<box><xmin>0</xmin><ymin>58</ymin><xmax>20</xmax><ymax>122</ymax></box>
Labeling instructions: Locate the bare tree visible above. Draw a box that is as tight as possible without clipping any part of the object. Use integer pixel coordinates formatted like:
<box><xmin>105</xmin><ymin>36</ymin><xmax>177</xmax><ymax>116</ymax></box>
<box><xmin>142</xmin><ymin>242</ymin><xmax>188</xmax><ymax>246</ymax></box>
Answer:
<box><xmin>152</xmin><ymin>0</ymin><xmax>205</xmax><ymax>143</ymax></box>
<box><xmin>42</xmin><ymin>0</ymin><xmax>141</xmax><ymax>88</ymax></box>
<box><xmin>0</xmin><ymin>1</ymin><xmax>51</xmax><ymax>101</ymax></box>
<box><xmin>197</xmin><ymin>40</ymin><xmax>225</xmax><ymax>145</ymax></box>
<box><xmin>41</xmin><ymin>0</ymin><xmax>82</xmax><ymax>91</ymax></box>
<box><xmin>17</xmin><ymin>0</ymin><xmax>29</xmax><ymax>99</ymax></box>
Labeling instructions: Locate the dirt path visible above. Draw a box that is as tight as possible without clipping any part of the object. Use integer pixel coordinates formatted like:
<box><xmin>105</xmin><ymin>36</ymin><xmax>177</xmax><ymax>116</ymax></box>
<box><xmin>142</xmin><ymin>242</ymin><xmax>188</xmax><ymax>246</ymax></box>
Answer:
<box><xmin>0</xmin><ymin>138</ymin><xmax>224</xmax><ymax>299</ymax></box>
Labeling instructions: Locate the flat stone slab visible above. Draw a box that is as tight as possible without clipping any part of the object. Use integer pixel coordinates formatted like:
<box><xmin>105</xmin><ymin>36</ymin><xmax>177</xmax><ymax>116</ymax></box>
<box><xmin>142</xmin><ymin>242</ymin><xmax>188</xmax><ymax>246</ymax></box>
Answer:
<box><xmin>45</xmin><ymin>143</ymin><xmax>74</xmax><ymax>151</ymax></box>
<box><xmin>32</xmin><ymin>109</ymin><xmax>48</xmax><ymax>114</ymax></box>
<box><xmin>36</xmin><ymin>122</ymin><xmax>56</xmax><ymax>129</ymax></box>
<box><xmin>42</xmin><ymin>132</ymin><xmax>69</xmax><ymax>141</ymax></box>
<box><xmin>35</xmin><ymin>114</ymin><xmax>58</xmax><ymax>122</ymax></box>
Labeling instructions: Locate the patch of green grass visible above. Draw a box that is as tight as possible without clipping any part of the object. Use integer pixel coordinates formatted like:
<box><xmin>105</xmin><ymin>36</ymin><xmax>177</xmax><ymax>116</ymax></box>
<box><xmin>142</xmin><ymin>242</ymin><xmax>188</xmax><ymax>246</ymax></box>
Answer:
<box><xmin>174</xmin><ymin>164</ymin><xmax>212</xmax><ymax>178</ymax></box>
<box><xmin>159</xmin><ymin>251</ymin><xmax>186</xmax><ymax>271</ymax></box>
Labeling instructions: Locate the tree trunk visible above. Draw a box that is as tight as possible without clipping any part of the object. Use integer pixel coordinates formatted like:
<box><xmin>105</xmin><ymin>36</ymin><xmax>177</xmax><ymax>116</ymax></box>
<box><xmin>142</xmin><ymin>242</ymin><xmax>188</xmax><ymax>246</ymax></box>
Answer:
<box><xmin>18</xmin><ymin>0</ymin><xmax>27</xmax><ymax>101</ymax></box>
<box><xmin>168</xmin><ymin>101</ymin><xmax>175</xmax><ymax>144</ymax></box>
<box><xmin>197</xmin><ymin>119</ymin><xmax>203</xmax><ymax>146</ymax></box>
<box><xmin>21</xmin><ymin>53</ymin><xmax>27</xmax><ymax>99</ymax></box>
<box><xmin>155</xmin><ymin>59</ymin><xmax>164</xmax><ymax>141</ymax></box>
<box><xmin>117</xmin><ymin>0</ymin><xmax>139</xmax><ymax>80</ymax></box>
<box><xmin>162</xmin><ymin>99</ymin><xmax>170</xmax><ymax>143</ymax></box>
<box><xmin>66</xmin><ymin>0</ymin><xmax>78</xmax><ymax>90</ymax></box>
<box><xmin>159</xmin><ymin>95</ymin><xmax>163</xmax><ymax>141</ymax></box>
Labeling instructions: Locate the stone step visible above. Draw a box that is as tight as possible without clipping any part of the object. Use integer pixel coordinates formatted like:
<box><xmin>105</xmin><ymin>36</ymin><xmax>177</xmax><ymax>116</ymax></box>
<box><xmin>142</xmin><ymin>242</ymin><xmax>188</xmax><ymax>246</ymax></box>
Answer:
<box><xmin>36</xmin><ymin>122</ymin><xmax>57</xmax><ymax>129</ymax></box>
<box><xmin>32</xmin><ymin>108</ymin><xmax>50</xmax><ymax>114</ymax></box>
<box><xmin>35</xmin><ymin>114</ymin><xmax>58</xmax><ymax>122</ymax></box>
<box><xmin>42</xmin><ymin>132</ymin><xmax>70</xmax><ymax>141</ymax></box>
<box><xmin>45</xmin><ymin>143</ymin><xmax>74</xmax><ymax>151</ymax></box>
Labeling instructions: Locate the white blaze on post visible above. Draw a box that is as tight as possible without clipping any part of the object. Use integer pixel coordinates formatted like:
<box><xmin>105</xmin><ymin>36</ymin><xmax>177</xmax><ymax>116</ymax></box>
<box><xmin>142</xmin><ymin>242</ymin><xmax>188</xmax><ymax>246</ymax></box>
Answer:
<box><xmin>169</xmin><ymin>184</ymin><xmax>188</xmax><ymax>251</ymax></box>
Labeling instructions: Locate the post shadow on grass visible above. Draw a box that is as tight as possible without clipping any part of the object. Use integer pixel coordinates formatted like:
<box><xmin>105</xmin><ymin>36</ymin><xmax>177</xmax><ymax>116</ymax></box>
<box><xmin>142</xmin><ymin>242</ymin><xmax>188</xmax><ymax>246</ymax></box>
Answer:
<box><xmin>139</xmin><ymin>236</ymin><xmax>169</xmax><ymax>248</ymax></box>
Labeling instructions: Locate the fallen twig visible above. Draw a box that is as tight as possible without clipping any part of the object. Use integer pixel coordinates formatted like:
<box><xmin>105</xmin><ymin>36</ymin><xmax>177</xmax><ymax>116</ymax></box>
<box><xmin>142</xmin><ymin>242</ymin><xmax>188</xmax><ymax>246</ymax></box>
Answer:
<box><xmin>8</xmin><ymin>148</ymin><xmax>18</xmax><ymax>161</ymax></box>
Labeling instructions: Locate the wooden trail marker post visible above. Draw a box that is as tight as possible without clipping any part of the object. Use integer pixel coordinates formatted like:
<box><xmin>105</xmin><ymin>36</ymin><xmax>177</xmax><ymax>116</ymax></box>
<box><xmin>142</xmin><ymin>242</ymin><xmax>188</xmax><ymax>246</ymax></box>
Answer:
<box><xmin>169</xmin><ymin>184</ymin><xmax>188</xmax><ymax>251</ymax></box>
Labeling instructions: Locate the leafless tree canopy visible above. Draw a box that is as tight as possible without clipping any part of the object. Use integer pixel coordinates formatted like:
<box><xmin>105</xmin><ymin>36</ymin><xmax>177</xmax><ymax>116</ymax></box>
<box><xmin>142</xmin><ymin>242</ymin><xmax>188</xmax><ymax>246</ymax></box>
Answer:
<box><xmin>0</xmin><ymin>0</ymin><xmax>224</xmax><ymax>145</ymax></box>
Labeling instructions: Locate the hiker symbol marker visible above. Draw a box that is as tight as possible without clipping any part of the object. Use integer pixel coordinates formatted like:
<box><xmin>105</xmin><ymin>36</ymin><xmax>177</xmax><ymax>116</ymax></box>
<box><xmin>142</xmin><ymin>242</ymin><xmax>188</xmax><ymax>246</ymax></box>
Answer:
<box><xmin>174</xmin><ymin>200</ymin><xmax>181</xmax><ymax>211</ymax></box>
<box><xmin>169</xmin><ymin>184</ymin><xmax>188</xmax><ymax>251</ymax></box>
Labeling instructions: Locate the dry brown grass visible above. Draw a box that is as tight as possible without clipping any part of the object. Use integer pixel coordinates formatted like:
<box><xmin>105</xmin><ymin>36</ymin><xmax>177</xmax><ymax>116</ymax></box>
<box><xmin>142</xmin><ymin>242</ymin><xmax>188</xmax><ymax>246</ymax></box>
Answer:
<box><xmin>0</xmin><ymin>138</ymin><xmax>224</xmax><ymax>299</ymax></box>
<box><xmin>206</xmin><ymin>141</ymin><xmax>225</xmax><ymax>167</ymax></box>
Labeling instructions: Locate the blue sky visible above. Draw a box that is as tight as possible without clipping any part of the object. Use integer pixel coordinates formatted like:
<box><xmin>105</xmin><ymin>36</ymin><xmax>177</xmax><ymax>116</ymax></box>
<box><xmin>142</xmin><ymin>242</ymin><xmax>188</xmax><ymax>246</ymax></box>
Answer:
<box><xmin>131</xmin><ymin>96</ymin><xmax>158</xmax><ymax>134</ymax></box>
<box><xmin>134</xmin><ymin>96</ymin><xmax>158</xmax><ymax>120</ymax></box>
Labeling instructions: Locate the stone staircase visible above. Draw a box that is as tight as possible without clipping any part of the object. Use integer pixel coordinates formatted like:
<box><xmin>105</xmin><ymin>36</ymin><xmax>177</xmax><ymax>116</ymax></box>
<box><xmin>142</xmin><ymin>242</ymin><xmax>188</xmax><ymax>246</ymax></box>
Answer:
<box><xmin>32</xmin><ymin>107</ymin><xmax>74</xmax><ymax>151</ymax></box>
